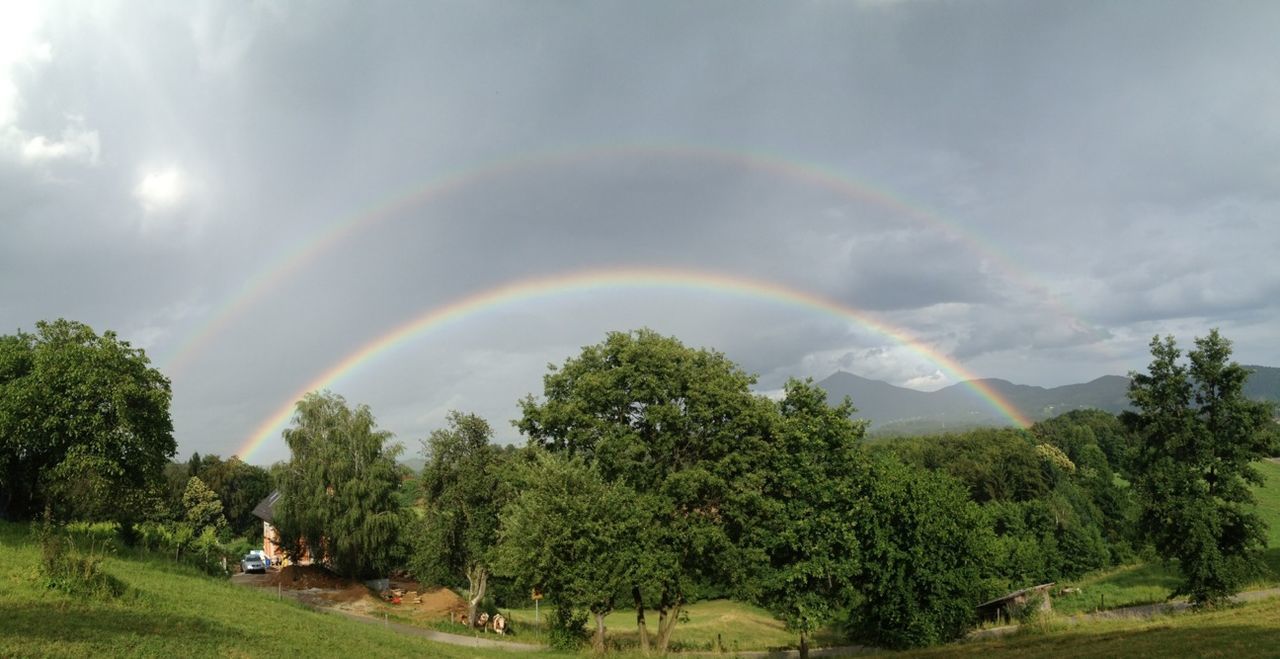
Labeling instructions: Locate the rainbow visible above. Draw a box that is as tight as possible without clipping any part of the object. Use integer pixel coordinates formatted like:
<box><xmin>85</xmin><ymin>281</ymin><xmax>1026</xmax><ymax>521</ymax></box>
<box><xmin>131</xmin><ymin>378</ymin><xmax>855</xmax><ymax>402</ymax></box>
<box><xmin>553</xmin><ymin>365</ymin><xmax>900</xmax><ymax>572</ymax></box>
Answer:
<box><xmin>236</xmin><ymin>267</ymin><xmax>1033</xmax><ymax>460</ymax></box>
<box><xmin>160</xmin><ymin>143</ymin><xmax>1094</xmax><ymax>374</ymax></box>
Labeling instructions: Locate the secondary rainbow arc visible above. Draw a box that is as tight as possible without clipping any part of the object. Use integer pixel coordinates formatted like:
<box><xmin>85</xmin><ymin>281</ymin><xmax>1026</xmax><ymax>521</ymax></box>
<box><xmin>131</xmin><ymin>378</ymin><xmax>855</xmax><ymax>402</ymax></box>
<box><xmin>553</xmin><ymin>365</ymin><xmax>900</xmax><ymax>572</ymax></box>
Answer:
<box><xmin>236</xmin><ymin>267</ymin><xmax>1033</xmax><ymax>461</ymax></box>
<box><xmin>161</xmin><ymin>142</ymin><xmax>1094</xmax><ymax>376</ymax></box>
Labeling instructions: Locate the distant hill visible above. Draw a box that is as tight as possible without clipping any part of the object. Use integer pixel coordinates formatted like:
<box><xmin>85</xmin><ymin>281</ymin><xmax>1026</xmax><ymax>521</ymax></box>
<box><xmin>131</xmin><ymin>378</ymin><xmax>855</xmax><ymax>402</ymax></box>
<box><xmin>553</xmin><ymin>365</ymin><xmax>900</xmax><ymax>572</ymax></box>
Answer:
<box><xmin>818</xmin><ymin>364</ymin><xmax>1280</xmax><ymax>435</ymax></box>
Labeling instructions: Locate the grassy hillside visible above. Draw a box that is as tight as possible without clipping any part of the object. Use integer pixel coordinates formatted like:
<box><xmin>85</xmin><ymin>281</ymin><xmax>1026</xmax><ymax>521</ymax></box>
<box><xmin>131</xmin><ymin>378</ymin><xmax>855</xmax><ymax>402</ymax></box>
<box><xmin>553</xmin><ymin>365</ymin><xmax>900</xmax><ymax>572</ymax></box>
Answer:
<box><xmin>1054</xmin><ymin>460</ymin><xmax>1280</xmax><ymax>615</ymax></box>
<box><xmin>893</xmin><ymin>594</ymin><xmax>1280</xmax><ymax>658</ymax></box>
<box><xmin>0</xmin><ymin>521</ymin><xmax>552</xmax><ymax>658</ymax></box>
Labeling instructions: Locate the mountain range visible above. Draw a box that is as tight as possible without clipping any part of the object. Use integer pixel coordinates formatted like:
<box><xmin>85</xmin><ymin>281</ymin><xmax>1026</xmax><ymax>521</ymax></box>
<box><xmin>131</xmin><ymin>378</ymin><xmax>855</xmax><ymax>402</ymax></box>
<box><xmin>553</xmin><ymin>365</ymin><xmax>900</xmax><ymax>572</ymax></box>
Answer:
<box><xmin>818</xmin><ymin>365</ymin><xmax>1280</xmax><ymax>437</ymax></box>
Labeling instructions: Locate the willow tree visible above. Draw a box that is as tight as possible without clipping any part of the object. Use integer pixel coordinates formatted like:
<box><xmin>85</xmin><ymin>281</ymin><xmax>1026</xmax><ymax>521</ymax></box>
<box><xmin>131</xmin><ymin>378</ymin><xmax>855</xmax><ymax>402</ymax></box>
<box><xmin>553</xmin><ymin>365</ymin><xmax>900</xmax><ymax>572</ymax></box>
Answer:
<box><xmin>274</xmin><ymin>391</ymin><xmax>404</xmax><ymax>579</ymax></box>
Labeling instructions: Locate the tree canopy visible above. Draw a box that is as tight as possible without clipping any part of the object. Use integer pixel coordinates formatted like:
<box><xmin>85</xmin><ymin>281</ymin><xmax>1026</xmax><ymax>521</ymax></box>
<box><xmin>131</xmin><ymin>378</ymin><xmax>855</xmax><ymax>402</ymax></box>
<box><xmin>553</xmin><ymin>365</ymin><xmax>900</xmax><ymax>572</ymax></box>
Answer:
<box><xmin>411</xmin><ymin>411</ymin><xmax>512</xmax><ymax>625</ymax></box>
<box><xmin>516</xmin><ymin>329</ymin><xmax>775</xmax><ymax>652</ymax></box>
<box><xmin>1126</xmin><ymin>330</ymin><xmax>1276</xmax><ymax>603</ymax></box>
<box><xmin>0</xmin><ymin>319</ymin><xmax>174</xmax><ymax>521</ymax></box>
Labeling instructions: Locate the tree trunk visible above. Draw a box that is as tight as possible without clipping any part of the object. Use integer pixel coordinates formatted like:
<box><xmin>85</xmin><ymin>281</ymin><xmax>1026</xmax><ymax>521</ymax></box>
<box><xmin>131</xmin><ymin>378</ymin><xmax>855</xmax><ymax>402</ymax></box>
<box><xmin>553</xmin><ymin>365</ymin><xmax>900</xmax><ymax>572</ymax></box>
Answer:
<box><xmin>656</xmin><ymin>603</ymin><xmax>682</xmax><ymax>653</ymax></box>
<box><xmin>799</xmin><ymin>630</ymin><xmax>809</xmax><ymax>659</ymax></box>
<box><xmin>633</xmin><ymin>586</ymin><xmax>650</xmax><ymax>653</ymax></box>
<box><xmin>593</xmin><ymin>611</ymin><xmax>607</xmax><ymax>654</ymax></box>
<box><xmin>466</xmin><ymin>565</ymin><xmax>488</xmax><ymax>627</ymax></box>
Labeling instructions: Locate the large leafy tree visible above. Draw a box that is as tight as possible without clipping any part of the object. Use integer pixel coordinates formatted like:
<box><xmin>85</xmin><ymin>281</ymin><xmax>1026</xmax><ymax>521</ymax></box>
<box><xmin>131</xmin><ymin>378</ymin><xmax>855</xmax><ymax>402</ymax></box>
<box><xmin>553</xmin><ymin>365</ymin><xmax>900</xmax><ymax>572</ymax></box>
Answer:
<box><xmin>516</xmin><ymin>329</ymin><xmax>774</xmax><ymax>653</ymax></box>
<box><xmin>274</xmin><ymin>391</ymin><xmax>405</xmax><ymax>579</ymax></box>
<box><xmin>1126</xmin><ymin>330</ymin><xmax>1275</xmax><ymax>604</ymax></box>
<box><xmin>738</xmin><ymin>379</ymin><xmax>869</xmax><ymax>659</ymax></box>
<box><xmin>848</xmin><ymin>456</ymin><xmax>997</xmax><ymax>648</ymax></box>
<box><xmin>0</xmin><ymin>319</ymin><xmax>174</xmax><ymax>520</ymax></box>
<box><xmin>411</xmin><ymin>411</ymin><xmax>511</xmax><ymax>626</ymax></box>
<box><xmin>495</xmin><ymin>452</ymin><xmax>646</xmax><ymax>653</ymax></box>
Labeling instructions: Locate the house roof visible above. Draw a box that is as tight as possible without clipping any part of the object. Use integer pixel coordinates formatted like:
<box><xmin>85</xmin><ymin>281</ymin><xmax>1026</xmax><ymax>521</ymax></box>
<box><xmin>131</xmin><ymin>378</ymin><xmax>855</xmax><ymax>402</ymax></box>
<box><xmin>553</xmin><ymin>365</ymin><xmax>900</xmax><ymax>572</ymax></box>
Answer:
<box><xmin>251</xmin><ymin>490</ymin><xmax>282</xmax><ymax>523</ymax></box>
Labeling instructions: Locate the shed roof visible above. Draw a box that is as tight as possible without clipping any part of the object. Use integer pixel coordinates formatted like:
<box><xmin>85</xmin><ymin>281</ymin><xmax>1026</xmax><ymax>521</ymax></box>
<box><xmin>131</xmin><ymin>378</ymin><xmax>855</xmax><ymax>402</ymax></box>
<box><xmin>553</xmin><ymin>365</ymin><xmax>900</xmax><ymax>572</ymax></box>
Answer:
<box><xmin>977</xmin><ymin>582</ymin><xmax>1055</xmax><ymax>609</ymax></box>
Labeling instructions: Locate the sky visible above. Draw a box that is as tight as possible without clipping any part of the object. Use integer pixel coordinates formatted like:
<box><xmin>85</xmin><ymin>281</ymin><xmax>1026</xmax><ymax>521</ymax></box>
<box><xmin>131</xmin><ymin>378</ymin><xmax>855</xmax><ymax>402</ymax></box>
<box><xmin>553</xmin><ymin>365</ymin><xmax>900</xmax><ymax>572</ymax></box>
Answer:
<box><xmin>3</xmin><ymin>0</ymin><xmax>1279</xmax><ymax>464</ymax></box>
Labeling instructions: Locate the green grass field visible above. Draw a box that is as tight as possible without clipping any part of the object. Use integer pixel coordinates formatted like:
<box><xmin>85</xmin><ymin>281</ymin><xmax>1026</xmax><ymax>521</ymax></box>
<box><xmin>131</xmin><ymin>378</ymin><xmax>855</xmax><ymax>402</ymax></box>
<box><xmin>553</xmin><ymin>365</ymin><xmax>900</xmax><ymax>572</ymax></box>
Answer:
<box><xmin>893</xmin><ymin>594</ymin><xmax>1280</xmax><ymax>658</ymax></box>
<box><xmin>1054</xmin><ymin>460</ymin><xmax>1280</xmax><ymax>616</ymax></box>
<box><xmin>498</xmin><ymin>598</ymin><xmax>843</xmax><ymax>653</ymax></box>
<box><xmin>0</xmin><ymin>521</ymin><xmax>554</xmax><ymax>658</ymax></box>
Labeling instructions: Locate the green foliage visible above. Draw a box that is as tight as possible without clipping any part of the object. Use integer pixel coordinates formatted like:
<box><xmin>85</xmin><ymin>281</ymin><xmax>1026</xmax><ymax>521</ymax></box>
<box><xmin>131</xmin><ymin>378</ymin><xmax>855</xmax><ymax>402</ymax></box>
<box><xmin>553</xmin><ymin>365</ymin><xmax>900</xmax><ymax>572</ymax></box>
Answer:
<box><xmin>846</xmin><ymin>455</ymin><xmax>997</xmax><ymax>649</ymax></box>
<box><xmin>494</xmin><ymin>452</ymin><xmax>646</xmax><ymax>651</ymax></box>
<box><xmin>180</xmin><ymin>454</ymin><xmax>272</xmax><ymax>538</ymax></box>
<box><xmin>182</xmin><ymin>476</ymin><xmax>227</xmax><ymax>533</ymax></box>
<box><xmin>517</xmin><ymin>329</ymin><xmax>775</xmax><ymax>650</ymax></box>
<box><xmin>35</xmin><ymin>515</ymin><xmax>126</xmax><ymax>599</ymax></box>
<box><xmin>890</xmin><ymin>421</ymin><xmax>1133</xmax><ymax>585</ymax></box>
<box><xmin>411</xmin><ymin>411</ymin><xmax>513</xmax><ymax>623</ymax></box>
<box><xmin>737</xmin><ymin>379</ymin><xmax>868</xmax><ymax>651</ymax></box>
<box><xmin>0</xmin><ymin>319</ymin><xmax>175</xmax><ymax>521</ymax></box>
<box><xmin>546</xmin><ymin>603</ymin><xmax>590</xmax><ymax>651</ymax></box>
<box><xmin>1126</xmin><ymin>330</ymin><xmax>1274</xmax><ymax>604</ymax></box>
<box><xmin>274</xmin><ymin>391</ymin><xmax>405</xmax><ymax>579</ymax></box>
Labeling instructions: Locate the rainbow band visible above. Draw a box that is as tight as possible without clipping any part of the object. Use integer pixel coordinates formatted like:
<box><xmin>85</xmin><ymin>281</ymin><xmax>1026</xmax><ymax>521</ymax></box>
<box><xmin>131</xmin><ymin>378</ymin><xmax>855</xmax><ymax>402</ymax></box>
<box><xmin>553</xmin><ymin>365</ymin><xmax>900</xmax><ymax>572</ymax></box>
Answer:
<box><xmin>162</xmin><ymin>143</ymin><xmax>1091</xmax><ymax>374</ymax></box>
<box><xmin>237</xmin><ymin>267</ymin><xmax>1032</xmax><ymax>460</ymax></box>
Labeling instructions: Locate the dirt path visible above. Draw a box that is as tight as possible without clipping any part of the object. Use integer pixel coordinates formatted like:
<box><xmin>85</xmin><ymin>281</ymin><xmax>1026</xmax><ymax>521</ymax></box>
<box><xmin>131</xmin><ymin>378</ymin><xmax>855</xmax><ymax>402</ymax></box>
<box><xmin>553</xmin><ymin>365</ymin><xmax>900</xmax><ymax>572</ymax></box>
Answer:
<box><xmin>232</xmin><ymin>571</ymin><xmax>542</xmax><ymax>652</ymax></box>
<box><xmin>968</xmin><ymin>586</ymin><xmax>1280</xmax><ymax>639</ymax></box>
<box><xmin>323</xmin><ymin>607</ymin><xmax>545</xmax><ymax>652</ymax></box>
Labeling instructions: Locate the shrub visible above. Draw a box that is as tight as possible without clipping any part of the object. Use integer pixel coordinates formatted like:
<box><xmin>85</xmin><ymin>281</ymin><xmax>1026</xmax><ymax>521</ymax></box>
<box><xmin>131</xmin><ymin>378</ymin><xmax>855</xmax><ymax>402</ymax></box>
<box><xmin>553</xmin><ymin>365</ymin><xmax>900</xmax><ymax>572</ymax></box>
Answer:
<box><xmin>546</xmin><ymin>603</ymin><xmax>589</xmax><ymax>651</ymax></box>
<box><xmin>35</xmin><ymin>516</ymin><xmax>126</xmax><ymax>599</ymax></box>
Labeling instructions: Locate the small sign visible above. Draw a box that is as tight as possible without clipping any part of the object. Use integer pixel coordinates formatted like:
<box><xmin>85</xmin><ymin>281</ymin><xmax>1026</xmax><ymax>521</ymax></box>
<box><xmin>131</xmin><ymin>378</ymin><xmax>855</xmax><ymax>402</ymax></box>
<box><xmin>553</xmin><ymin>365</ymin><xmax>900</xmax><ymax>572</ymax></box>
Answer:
<box><xmin>531</xmin><ymin>589</ymin><xmax>543</xmax><ymax>601</ymax></box>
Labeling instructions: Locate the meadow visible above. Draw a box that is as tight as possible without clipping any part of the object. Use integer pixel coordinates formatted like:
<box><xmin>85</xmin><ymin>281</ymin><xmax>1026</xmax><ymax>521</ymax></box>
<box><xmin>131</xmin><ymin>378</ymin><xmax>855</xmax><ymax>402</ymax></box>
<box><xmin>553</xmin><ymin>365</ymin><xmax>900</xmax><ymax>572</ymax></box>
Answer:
<box><xmin>0</xmin><ymin>521</ymin><xmax>543</xmax><ymax>658</ymax></box>
<box><xmin>1053</xmin><ymin>460</ymin><xmax>1280</xmax><ymax>616</ymax></box>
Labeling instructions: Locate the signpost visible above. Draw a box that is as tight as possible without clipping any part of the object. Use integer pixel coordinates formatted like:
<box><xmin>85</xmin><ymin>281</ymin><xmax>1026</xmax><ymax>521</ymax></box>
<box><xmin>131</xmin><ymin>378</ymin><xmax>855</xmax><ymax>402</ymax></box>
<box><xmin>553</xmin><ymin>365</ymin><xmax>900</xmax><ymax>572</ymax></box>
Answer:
<box><xmin>532</xmin><ymin>589</ymin><xmax>543</xmax><ymax>624</ymax></box>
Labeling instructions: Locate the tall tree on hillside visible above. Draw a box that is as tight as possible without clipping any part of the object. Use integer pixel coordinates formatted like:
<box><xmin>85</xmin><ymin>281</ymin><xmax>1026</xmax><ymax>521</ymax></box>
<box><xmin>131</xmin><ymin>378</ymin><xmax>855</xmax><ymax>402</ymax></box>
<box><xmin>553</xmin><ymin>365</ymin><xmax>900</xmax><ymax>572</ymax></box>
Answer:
<box><xmin>1126</xmin><ymin>330</ymin><xmax>1275</xmax><ymax>604</ymax></box>
<box><xmin>516</xmin><ymin>329</ymin><xmax>774</xmax><ymax>653</ymax></box>
<box><xmin>274</xmin><ymin>391</ymin><xmax>405</xmax><ymax>579</ymax></box>
<box><xmin>191</xmin><ymin>455</ymin><xmax>272</xmax><ymax>538</ymax></box>
<box><xmin>410</xmin><ymin>411</ymin><xmax>511</xmax><ymax>626</ymax></box>
<box><xmin>0</xmin><ymin>319</ymin><xmax>174</xmax><ymax>521</ymax></box>
<box><xmin>738</xmin><ymin>379</ymin><xmax>869</xmax><ymax>659</ymax></box>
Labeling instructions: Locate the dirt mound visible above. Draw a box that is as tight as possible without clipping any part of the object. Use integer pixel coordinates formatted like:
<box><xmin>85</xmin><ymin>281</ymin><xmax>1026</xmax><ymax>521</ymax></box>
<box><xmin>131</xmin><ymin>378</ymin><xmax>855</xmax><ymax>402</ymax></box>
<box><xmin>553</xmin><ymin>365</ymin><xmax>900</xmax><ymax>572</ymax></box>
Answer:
<box><xmin>413</xmin><ymin>587</ymin><xmax>469</xmax><ymax>618</ymax></box>
<box><xmin>264</xmin><ymin>565</ymin><xmax>351</xmax><ymax>590</ymax></box>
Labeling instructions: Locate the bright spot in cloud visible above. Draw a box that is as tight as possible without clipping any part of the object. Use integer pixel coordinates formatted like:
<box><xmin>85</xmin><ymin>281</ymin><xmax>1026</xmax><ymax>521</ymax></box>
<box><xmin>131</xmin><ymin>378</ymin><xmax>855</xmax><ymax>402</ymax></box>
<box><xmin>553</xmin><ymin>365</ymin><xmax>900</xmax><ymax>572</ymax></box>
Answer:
<box><xmin>134</xmin><ymin>167</ymin><xmax>187</xmax><ymax>213</ymax></box>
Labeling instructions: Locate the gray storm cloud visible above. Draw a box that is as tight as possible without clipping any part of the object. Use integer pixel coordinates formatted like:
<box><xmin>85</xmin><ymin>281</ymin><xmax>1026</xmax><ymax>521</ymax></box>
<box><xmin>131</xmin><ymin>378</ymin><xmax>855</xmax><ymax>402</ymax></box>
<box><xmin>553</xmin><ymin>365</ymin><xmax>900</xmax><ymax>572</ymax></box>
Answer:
<box><xmin>2</xmin><ymin>0</ymin><xmax>1278</xmax><ymax>463</ymax></box>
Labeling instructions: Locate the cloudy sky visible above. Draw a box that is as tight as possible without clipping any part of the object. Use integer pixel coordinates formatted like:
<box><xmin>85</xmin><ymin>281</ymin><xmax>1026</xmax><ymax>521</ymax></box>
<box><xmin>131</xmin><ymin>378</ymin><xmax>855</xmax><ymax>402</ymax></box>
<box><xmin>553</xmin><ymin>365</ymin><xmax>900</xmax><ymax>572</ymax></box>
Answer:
<box><xmin>3</xmin><ymin>1</ymin><xmax>1278</xmax><ymax>464</ymax></box>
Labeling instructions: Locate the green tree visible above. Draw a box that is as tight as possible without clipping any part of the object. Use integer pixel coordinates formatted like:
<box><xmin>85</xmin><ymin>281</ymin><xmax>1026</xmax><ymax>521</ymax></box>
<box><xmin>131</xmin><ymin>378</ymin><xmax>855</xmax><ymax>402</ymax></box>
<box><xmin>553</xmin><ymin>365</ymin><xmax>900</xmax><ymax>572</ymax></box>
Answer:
<box><xmin>0</xmin><ymin>319</ymin><xmax>174</xmax><ymax>520</ymax></box>
<box><xmin>182</xmin><ymin>476</ymin><xmax>226</xmax><ymax>532</ymax></box>
<box><xmin>411</xmin><ymin>411</ymin><xmax>510</xmax><ymax>626</ymax></box>
<box><xmin>274</xmin><ymin>391</ymin><xmax>405</xmax><ymax>579</ymax></box>
<box><xmin>191</xmin><ymin>454</ymin><xmax>272</xmax><ymax>538</ymax></box>
<box><xmin>516</xmin><ymin>329</ymin><xmax>773</xmax><ymax>652</ymax></box>
<box><xmin>1126</xmin><ymin>330</ymin><xmax>1275</xmax><ymax>604</ymax></box>
<box><xmin>848</xmin><ymin>456</ymin><xmax>996</xmax><ymax>648</ymax></box>
<box><xmin>494</xmin><ymin>452</ymin><xmax>646</xmax><ymax>652</ymax></box>
<box><xmin>738</xmin><ymin>379</ymin><xmax>868</xmax><ymax>659</ymax></box>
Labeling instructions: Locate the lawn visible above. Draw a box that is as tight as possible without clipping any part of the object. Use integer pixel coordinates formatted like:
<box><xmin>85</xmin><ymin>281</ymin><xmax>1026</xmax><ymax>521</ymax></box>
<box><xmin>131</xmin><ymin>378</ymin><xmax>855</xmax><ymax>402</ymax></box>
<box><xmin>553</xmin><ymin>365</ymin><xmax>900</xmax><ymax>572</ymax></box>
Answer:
<box><xmin>1053</xmin><ymin>460</ymin><xmax>1280</xmax><ymax>616</ymax></box>
<box><xmin>499</xmin><ymin>598</ymin><xmax>845</xmax><ymax>653</ymax></box>
<box><xmin>892</xmin><ymin>593</ymin><xmax>1280</xmax><ymax>658</ymax></box>
<box><xmin>0</xmin><ymin>521</ymin><xmax>558</xmax><ymax>658</ymax></box>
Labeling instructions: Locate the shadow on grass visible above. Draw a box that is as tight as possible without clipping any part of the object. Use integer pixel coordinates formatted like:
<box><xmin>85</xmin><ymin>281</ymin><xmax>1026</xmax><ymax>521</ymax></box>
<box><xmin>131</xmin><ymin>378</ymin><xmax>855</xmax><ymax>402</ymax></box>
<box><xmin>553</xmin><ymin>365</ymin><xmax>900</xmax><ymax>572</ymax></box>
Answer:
<box><xmin>907</xmin><ymin>622</ymin><xmax>1280</xmax><ymax>657</ymax></box>
<box><xmin>0</xmin><ymin>601</ymin><xmax>239</xmax><ymax>651</ymax></box>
